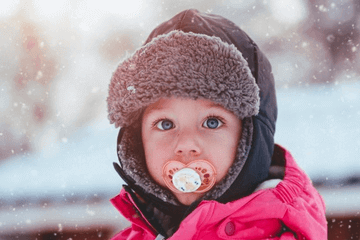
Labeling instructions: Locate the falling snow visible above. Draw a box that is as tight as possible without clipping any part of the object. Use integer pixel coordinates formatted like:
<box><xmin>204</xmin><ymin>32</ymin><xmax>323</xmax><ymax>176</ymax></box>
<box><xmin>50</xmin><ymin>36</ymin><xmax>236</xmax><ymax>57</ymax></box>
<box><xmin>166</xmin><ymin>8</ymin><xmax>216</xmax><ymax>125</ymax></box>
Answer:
<box><xmin>1</xmin><ymin>0</ymin><xmax>360</xmax><ymax>239</ymax></box>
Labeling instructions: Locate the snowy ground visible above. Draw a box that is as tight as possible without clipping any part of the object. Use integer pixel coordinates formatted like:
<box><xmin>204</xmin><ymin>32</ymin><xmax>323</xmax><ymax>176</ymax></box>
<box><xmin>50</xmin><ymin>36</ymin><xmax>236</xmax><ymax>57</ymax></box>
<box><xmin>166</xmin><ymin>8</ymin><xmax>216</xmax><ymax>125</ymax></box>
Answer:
<box><xmin>0</xmin><ymin>82</ymin><xmax>360</xmax><ymax>234</ymax></box>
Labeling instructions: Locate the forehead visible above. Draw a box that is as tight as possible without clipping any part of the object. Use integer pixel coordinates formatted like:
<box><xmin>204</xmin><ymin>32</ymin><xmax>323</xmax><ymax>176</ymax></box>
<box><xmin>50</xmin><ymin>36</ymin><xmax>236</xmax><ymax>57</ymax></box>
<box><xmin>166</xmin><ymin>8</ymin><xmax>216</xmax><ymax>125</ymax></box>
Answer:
<box><xmin>143</xmin><ymin>98</ymin><xmax>227</xmax><ymax>114</ymax></box>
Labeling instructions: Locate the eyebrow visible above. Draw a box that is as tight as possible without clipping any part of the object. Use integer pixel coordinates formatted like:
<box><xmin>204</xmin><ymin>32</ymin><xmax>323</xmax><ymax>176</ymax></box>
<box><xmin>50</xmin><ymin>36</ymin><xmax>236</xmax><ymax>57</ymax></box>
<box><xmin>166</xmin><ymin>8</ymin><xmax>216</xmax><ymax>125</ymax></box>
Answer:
<box><xmin>207</xmin><ymin>102</ymin><xmax>224</xmax><ymax>108</ymax></box>
<box><xmin>144</xmin><ymin>104</ymin><xmax>165</xmax><ymax>113</ymax></box>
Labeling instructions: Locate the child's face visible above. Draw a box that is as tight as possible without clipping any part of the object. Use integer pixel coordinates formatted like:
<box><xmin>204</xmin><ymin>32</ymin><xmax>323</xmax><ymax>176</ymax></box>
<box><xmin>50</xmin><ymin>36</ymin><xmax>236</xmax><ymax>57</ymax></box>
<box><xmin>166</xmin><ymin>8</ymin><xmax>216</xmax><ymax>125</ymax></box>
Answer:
<box><xmin>142</xmin><ymin>98</ymin><xmax>242</xmax><ymax>205</ymax></box>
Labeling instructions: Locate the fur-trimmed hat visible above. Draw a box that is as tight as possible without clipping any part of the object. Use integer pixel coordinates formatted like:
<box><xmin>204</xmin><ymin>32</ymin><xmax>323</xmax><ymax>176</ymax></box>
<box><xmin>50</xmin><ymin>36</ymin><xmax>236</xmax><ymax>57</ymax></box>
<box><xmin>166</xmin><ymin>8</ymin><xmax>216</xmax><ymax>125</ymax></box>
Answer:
<box><xmin>108</xmin><ymin>30</ymin><xmax>259</xmax><ymax>128</ymax></box>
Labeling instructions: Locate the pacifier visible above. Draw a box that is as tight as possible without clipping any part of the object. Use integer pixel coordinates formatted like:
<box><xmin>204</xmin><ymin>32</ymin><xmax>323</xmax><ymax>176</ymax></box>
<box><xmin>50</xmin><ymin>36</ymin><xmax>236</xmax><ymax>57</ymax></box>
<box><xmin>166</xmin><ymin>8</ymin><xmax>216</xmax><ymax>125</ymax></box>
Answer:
<box><xmin>162</xmin><ymin>160</ymin><xmax>217</xmax><ymax>193</ymax></box>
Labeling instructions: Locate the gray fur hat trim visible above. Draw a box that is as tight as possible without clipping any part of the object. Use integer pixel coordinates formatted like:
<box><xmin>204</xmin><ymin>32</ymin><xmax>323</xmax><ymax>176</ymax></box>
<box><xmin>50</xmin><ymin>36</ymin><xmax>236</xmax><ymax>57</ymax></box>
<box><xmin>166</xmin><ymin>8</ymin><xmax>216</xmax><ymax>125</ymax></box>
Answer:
<box><xmin>108</xmin><ymin>30</ymin><xmax>260</xmax><ymax>204</ymax></box>
<box><xmin>107</xmin><ymin>30</ymin><xmax>259</xmax><ymax>128</ymax></box>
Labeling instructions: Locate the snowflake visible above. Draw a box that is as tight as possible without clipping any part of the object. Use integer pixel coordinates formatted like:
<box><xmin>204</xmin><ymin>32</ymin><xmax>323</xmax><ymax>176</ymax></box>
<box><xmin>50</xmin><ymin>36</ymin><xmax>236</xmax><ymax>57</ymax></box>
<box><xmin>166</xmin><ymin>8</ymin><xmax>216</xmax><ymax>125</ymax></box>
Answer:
<box><xmin>127</xmin><ymin>86</ymin><xmax>136</xmax><ymax>93</ymax></box>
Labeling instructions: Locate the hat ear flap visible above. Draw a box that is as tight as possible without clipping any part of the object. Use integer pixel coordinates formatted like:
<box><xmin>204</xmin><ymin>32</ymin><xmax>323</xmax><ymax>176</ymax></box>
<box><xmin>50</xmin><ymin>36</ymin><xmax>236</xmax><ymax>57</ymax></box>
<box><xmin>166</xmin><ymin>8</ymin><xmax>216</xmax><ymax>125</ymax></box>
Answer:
<box><xmin>113</xmin><ymin>127</ymin><xmax>139</xmax><ymax>188</ymax></box>
<box><xmin>115</xmin><ymin>121</ymin><xmax>180</xmax><ymax>205</ymax></box>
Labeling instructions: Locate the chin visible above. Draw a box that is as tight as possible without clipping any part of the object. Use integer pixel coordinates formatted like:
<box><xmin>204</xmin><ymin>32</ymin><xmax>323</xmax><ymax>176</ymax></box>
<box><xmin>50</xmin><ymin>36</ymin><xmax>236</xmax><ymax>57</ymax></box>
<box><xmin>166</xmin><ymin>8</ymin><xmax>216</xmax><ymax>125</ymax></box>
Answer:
<box><xmin>174</xmin><ymin>192</ymin><xmax>205</xmax><ymax>206</ymax></box>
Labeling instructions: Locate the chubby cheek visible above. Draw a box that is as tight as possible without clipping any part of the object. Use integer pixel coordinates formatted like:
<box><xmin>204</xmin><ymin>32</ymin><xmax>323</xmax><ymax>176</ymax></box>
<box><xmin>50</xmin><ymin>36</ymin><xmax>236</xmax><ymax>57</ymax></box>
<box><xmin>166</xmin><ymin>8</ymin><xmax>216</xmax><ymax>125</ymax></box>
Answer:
<box><xmin>143</xmin><ymin>134</ymin><xmax>173</xmax><ymax>187</ymax></box>
<box><xmin>205</xmin><ymin>132</ymin><xmax>239</xmax><ymax>182</ymax></box>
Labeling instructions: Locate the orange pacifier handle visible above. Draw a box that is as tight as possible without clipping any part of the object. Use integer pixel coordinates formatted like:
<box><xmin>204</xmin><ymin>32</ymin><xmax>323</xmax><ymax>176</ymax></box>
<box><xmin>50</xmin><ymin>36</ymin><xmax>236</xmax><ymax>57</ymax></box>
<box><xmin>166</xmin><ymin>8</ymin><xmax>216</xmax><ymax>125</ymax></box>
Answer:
<box><xmin>162</xmin><ymin>160</ymin><xmax>217</xmax><ymax>193</ymax></box>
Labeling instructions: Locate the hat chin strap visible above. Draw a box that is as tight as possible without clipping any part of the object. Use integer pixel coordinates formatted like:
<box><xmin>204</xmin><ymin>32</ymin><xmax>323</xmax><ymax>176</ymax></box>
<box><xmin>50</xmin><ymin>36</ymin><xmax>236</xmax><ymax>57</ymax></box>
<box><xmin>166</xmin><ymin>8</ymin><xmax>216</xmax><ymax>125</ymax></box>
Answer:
<box><xmin>162</xmin><ymin>160</ymin><xmax>217</xmax><ymax>194</ymax></box>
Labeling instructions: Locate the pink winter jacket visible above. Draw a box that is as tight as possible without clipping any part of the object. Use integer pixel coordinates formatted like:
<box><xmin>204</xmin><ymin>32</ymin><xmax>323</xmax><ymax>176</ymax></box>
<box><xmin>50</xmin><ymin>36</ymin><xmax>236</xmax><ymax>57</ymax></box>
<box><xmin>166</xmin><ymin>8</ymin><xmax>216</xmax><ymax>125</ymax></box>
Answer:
<box><xmin>110</xmin><ymin>147</ymin><xmax>327</xmax><ymax>240</ymax></box>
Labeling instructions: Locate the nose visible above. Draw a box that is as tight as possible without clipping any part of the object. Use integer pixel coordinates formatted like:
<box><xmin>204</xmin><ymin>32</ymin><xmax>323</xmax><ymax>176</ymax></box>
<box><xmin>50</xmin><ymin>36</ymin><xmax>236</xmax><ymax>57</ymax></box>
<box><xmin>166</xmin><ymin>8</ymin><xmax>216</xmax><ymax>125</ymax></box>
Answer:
<box><xmin>174</xmin><ymin>130</ymin><xmax>202</xmax><ymax>159</ymax></box>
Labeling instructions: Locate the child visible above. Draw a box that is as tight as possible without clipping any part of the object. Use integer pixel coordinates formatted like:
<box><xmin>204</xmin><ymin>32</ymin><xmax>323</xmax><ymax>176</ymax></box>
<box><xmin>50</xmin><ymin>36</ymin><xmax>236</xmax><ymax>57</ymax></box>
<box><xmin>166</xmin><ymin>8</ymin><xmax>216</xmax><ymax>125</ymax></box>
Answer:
<box><xmin>107</xmin><ymin>9</ymin><xmax>327</xmax><ymax>240</ymax></box>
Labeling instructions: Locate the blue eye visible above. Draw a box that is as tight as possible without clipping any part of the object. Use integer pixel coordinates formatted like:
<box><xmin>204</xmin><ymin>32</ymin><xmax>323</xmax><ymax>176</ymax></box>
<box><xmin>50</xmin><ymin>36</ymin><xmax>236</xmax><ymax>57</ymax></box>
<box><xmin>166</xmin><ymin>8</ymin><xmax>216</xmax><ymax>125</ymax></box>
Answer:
<box><xmin>156</xmin><ymin>119</ymin><xmax>174</xmax><ymax>130</ymax></box>
<box><xmin>203</xmin><ymin>118</ymin><xmax>223</xmax><ymax>129</ymax></box>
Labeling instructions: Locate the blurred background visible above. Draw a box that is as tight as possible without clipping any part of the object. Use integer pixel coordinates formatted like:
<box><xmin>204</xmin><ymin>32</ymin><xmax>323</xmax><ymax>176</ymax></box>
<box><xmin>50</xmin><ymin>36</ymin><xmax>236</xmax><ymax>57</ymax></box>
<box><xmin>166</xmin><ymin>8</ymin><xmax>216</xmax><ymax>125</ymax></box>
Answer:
<box><xmin>0</xmin><ymin>0</ymin><xmax>359</xmax><ymax>239</ymax></box>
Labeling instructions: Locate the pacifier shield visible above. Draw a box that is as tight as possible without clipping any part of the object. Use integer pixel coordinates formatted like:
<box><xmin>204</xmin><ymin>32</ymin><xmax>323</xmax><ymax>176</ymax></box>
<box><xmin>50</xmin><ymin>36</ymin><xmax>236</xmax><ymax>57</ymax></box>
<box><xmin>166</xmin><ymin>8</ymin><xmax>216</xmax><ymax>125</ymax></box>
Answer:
<box><xmin>172</xmin><ymin>168</ymin><xmax>201</xmax><ymax>192</ymax></box>
<box><xmin>162</xmin><ymin>160</ymin><xmax>217</xmax><ymax>193</ymax></box>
